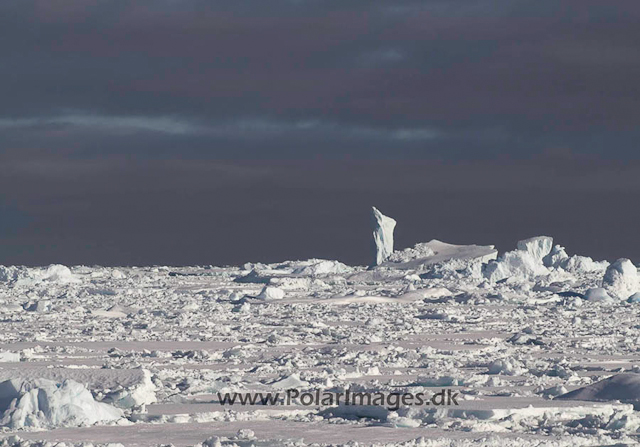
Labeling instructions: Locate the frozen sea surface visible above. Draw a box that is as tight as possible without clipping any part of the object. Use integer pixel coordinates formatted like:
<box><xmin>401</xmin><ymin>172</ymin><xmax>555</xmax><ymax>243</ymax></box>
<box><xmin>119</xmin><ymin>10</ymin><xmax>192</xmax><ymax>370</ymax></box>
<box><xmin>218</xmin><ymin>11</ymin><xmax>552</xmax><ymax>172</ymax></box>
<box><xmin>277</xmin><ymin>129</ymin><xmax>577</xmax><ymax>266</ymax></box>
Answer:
<box><xmin>0</xmin><ymin>236</ymin><xmax>639</xmax><ymax>446</ymax></box>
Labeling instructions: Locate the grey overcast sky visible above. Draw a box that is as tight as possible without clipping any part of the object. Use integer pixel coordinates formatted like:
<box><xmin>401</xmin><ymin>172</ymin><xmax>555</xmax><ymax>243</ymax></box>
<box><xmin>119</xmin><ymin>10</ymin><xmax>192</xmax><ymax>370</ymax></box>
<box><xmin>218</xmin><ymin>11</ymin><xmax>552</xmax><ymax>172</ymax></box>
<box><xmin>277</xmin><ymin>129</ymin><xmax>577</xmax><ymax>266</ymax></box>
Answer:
<box><xmin>1</xmin><ymin>0</ymin><xmax>639</xmax><ymax>266</ymax></box>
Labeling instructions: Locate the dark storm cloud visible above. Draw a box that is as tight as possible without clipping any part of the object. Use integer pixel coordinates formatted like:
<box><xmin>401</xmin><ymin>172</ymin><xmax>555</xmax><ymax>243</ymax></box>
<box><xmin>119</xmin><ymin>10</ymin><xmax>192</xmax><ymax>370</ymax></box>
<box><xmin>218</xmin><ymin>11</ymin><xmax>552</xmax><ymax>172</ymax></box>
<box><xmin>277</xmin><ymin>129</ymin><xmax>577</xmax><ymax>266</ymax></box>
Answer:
<box><xmin>1</xmin><ymin>0</ymin><xmax>640</xmax><ymax>265</ymax></box>
<box><xmin>2</xmin><ymin>0</ymin><xmax>640</xmax><ymax>149</ymax></box>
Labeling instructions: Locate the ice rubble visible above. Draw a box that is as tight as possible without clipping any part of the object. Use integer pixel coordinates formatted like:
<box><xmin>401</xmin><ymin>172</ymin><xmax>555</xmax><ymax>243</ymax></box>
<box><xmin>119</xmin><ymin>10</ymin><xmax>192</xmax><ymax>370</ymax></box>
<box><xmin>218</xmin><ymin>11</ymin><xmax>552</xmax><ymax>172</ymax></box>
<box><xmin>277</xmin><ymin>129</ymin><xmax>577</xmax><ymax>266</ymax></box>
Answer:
<box><xmin>482</xmin><ymin>249</ymin><xmax>549</xmax><ymax>282</ymax></box>
<box><xmin>0</xmin><ymin>378</ymin><xmax>122</xmax><ymax>429</ymax></box>
<box><xmin>602</xmin><ymin>258</ymin><xmax>638</xmax><ymax>300</ymax></box>
<box><xmin>292</xmin><ymin>259</ymin><xmax>351</xmax><ymax>276</ymax></box>
<box><xmin>482</xmin><ymin>235</ymin><xmax>555</xmax><ymax>282</ymax></box>
<box><xmin>559</xmin><ymin>254</ymin><xmax>608</xmax><ymax>273</ymax></box>
<box><xmin>516</xmin><ymin>236</ymin><xmax>553</xmax><ymax>264</ymax></box>
<box><xmin>371</xmin><ymin>206</ymin><xmax>396</xmax><ymax>266</ymax></box>
<box><xmin>542</xmin><ymin>244</ymin><xmax>569</xmax><ymax>267</ymax></box>
<box><xmin>1</xmin><ymin>211</ymin><xmax>640</xmax><ymax>445</ymax></box>
<box><xmin>387</xmin><ymin>242</ymin><xmax>435</xmax><ymax>263</ymax></box>
<box><xmin>379</xmin><ymin>239</ymin><xmax>497</xmax><ymax>271</ymax></box>
<box><xmin>235</xmin><ymin>259</ymin><xmax>352</xmax><ymax>286</ymax></box>
<box><xmin>483</xmin><ymin>235</ymin><xmax>612</xmax><ymax>283</ymax></box>
<box><xmin>0</xmin><ymin>369</ymin><xmax>158</xmax><ymax>416</ymax></box>
<box><xmin>40</xmin><ymin>264</ymin><xmax>78</xmax><ymax>283</ymax></box>
<box><xmin>101</xmin><ymin>369</ymin><xmax>157</xmax><ymax>409</ymax></box>
<box><xmin>0</xmin><ymin>264</ymin><xmax>78</xmax><ymax>285</ymax></box>
<box><xmin>0</xmin><ymin>266</ymin><xmax>27</xmax><ymax>283</ymax></box>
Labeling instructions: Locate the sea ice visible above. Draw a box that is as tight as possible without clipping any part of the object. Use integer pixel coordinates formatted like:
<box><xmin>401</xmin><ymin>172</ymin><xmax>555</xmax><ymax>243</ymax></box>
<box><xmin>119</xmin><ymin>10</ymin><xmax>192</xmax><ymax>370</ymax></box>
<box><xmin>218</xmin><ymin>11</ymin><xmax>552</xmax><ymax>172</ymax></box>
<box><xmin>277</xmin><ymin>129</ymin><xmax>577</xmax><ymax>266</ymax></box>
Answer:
<box><xmin>558</xmin><ymin>373</ymin><xmax>640</xmax><ymax>408</ymax></box>
<box><xmin>371</xmin><ymin>206</ymin><xmax>396</xmax><ymax>266</ymax></box>
<box><xmin>482</xmin><ymin>236</ymin><xmax>557</xmax><ymax>282</ymax></box>
<box><xmin>543</xmin><ymin>244</ymin><xmax>569</xmax><ymax>267</ymax></box>
<box><xmin>387</xmin><ymin>243</ymin><xmax>436</xmax><ymax>263</ymax></box>
<box><xmin>1</xmin><ymin>264</ymin><xmax>79</xmax><ymax>285</ymax></box>
<box><xmin>0</xmin><ymin>266</ymin><xmax>28</xmax><ymax>283</ymax></box>
<box><xmin>484</xmin><ymin>236</ymin><xmax>610</xmax><ymax>282</ymax></box>
<box><xmin>584</xmin><ymin>287</ymin><xmax>613</xmax><ymax>302</ymax></box>
<box><xmin>40</xmin><ymin>264</ymin><xmax>78</xmax><ymax>283</ymax></box>
<box><xmin>0</xmin><ymin>378</ymin><xmax>122</xmax><ymax>429</ymax></box>
<box><xmin>256</xmin><ymin>286</ymin><xmax>285</xmax><ymax>300</ymax></box>
<box><xmin>23</xmin><ymin>300</ymin><xmax>51</xmax><ymax>313</ymax></box>
<box><xmin>602</xmin><ymin>258</ymin><xmax>638</xmax><ymax>300</ymax></box>
<box><xmin>483</xmin><ymin>250</ymin><xmax>548</xmax><ymax>282</ymax></box>
<box><xmin>517</xmin><ymin>236</ymin><xmax>553</xmax><ymax>263</ymax></box>
<box><xmin>270</xmin><ymin>373</ymin><xmax>308</xmax><ymax>389</ymax></box>
<box><xmin>292</xmin><ymin>259</ymin><xmax>351</xmax><ymax>276</ymax></box>
<box><xmin>560</xmin><ymin>255</ymin><xmax>609</xmax><ymax>274</ymax></box>
<box><xmin>2</xmin><ymin>225</ymin><xmax>640</xmax><ymax>445</ymax></box>
<box><xmin>0</xmin><ymin>352</ymin><xmax>20</xmax><ymax>363</ymax></box>
<box><xmin>627</xmin><ymin>292</ymin><xmax>640</xmax><ymax>303</ymax></box>
<box><xmin>487</xmin><ymin>358</ymin><xmax>525</xmax><ymax>376</ymax></box>
<box><xmin>102</xmin><ymin>369</ymin><xmax>157</xmax><ymax>409</ymax></box>
<box><xmin>380</xmin><ymin>239</ymin><xmax>497</xmax><ymax>272</ymax></box>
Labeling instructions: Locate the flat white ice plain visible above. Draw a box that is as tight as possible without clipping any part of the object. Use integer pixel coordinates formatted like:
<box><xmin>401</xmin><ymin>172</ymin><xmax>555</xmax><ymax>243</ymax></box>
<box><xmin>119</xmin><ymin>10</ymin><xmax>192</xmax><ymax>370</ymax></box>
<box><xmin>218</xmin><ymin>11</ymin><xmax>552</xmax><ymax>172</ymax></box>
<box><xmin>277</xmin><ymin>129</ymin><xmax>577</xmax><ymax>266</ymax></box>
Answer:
<box><xmin>1</xmin><ymin>230</ymin><xmax>640</xmax><ymax>446</ymax></box>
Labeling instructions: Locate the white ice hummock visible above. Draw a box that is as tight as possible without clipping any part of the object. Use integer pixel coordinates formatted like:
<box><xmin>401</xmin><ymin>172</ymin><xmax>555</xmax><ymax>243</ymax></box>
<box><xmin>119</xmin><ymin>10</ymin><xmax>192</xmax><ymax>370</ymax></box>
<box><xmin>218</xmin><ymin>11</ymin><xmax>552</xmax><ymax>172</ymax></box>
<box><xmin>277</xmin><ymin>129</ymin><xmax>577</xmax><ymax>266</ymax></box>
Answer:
<box><xmin>102</xmin><ymin>369</ymin><xmax>157</xmax><ymax>409</ymax></box>
<box><xmin>517</xmin><ymin>236</ymin><xmax>554</xmax><ymax>264</ymax></box>
<box><xmin>371</xmin><ymin>206</ymin><xmax>396</xmax><ymax>266</ymax></box>
<box><xmin>602</xmin><ymin>258</ymin><xmax>639</xmax><ymax>300</ymax></box>
<box><xmin>0</xmin><ymin>378</ymin><xmax>122</xmax><ymax>429</ymax></box>
<box><xmin>483</xmin><ymin>236</ymin><xmax>553</xmax><ymax>282</ymax></box>
<box><xmin>257</xmin><ymin>285</ymin><xmax>285</xmax><ymax>300</ymax></box>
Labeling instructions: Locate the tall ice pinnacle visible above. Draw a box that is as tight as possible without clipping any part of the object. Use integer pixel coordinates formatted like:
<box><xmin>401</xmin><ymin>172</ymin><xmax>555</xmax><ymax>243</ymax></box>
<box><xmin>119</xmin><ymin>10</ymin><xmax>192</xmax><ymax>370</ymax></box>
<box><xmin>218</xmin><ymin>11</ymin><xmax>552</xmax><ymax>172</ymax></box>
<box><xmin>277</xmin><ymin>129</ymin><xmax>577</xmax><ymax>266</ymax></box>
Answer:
<box><xmin>371</xmin><ymin>206</ymin><xmax>396</xmax><ymax>266</ymax></box>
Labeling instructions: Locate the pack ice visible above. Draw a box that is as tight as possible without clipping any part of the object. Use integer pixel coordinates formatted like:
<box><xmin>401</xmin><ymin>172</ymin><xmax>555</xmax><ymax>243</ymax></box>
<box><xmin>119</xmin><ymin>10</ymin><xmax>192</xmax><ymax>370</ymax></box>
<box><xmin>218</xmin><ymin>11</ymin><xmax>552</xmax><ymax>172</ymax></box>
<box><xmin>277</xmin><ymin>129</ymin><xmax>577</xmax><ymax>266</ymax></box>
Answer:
<box><xmin>0</xmin><ymin>212</ymin><xmax>639</xmax><ymax>446</ymax></box>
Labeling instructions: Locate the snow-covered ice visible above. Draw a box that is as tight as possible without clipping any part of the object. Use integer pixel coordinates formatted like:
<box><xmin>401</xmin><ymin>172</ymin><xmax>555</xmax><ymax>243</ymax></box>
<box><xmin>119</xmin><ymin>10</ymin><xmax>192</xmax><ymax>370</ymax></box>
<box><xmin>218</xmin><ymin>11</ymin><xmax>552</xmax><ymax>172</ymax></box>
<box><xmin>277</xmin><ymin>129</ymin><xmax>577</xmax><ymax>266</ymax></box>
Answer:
<box><xmin>1</xmin><ymin>223</ymin><xmax>640</xmax><ymax>446</ymax></box>
<box><xmin>516</xmin><ymin>236</ymin><xmax>553</xmax><ymax>264</ymax></box>
<box><xmin>602</xmin><ymin>258</ymin><xmax>639</xmax><ymax>300</ymax></box>
<box><xmin>483</xmin><ymin>249</ymin><xmax>549</xmax><ymax>282</ymax></box>
<box><xmin>371</xmin><ymin>206</ymin><xmax>396</xmax><ymax>266</ymax></box>
<box><xmin>558</xmin><ymin>373</ymin><xmax>640</xmax><ymax>408</ymax></box>
<box><xmin>0</xmin><ymin>379</ymin><xmax>122</xmax><ymax>429</ymax></box>
<box><xmin>584</xmin><ymin>287</ymin><xmax>613</xmax><ymax>302</ymax></box>
<box><xmin>255</xmin><ymin>285</ymin><xmax>285</xmax><ymax>300</ymax></box>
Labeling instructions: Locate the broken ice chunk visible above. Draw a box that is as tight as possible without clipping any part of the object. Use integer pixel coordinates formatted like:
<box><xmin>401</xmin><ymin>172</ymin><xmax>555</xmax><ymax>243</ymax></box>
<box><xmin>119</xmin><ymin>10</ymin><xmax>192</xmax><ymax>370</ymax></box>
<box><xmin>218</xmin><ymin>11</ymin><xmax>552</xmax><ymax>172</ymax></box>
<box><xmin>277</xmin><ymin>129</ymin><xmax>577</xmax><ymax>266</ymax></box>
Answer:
<box><xmin>256</xmin><ymin>286</ymin><xmax>285</xmax><ymax>300</ymax></box>
<box><xmin>602</xmin><ymin>258</ymin><xmax>638</xmax><ymax>300</ymax></box>
<box><xmin>517</xmin><ymin>236</ymin><xmax>554</xmax><ymax>263</ymax></box>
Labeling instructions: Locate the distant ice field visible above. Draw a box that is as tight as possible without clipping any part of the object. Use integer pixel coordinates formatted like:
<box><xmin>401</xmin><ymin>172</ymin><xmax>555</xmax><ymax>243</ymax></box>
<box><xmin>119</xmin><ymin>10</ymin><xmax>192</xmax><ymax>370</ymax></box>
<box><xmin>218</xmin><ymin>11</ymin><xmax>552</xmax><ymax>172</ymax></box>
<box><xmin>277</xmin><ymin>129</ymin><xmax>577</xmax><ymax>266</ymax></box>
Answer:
<box><xmin>0</xmin><ymin>209</ymin><xmax>639</xmax><ymax>446</ymax></box>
